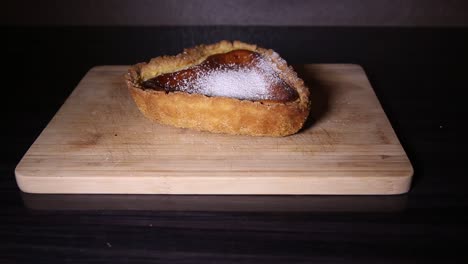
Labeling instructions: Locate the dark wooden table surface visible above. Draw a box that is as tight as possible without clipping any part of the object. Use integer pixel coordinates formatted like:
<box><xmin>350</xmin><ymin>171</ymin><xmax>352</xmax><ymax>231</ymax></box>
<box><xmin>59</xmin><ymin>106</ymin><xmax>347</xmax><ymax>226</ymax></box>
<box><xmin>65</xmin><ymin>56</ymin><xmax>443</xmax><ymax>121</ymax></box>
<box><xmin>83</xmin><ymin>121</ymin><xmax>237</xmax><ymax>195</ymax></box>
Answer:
<box><xmin>1</xmin><ymin>26</ymin><xmax>468</xmax><ymax>263</ymax></box>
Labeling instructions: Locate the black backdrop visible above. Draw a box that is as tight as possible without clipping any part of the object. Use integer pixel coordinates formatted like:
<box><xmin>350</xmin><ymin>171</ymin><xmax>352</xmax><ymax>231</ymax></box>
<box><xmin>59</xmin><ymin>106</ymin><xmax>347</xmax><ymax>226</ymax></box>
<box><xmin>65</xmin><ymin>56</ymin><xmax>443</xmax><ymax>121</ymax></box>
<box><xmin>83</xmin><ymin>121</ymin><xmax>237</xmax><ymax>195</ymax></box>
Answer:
<box><xmin>3</xmin><ymin>0</ymin><xmax>468</xmax><ymax>27</ymax></box>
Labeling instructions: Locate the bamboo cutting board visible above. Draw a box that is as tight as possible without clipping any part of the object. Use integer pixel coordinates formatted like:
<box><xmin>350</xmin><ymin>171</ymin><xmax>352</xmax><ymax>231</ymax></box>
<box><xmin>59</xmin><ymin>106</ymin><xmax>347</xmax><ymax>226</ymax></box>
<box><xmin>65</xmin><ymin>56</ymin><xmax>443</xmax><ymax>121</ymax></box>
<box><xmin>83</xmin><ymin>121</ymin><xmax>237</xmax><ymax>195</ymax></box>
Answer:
<box><xmin>15</xmin><ymin>64</ymin><xmax>413</xmax><ymax>194</ymax></box>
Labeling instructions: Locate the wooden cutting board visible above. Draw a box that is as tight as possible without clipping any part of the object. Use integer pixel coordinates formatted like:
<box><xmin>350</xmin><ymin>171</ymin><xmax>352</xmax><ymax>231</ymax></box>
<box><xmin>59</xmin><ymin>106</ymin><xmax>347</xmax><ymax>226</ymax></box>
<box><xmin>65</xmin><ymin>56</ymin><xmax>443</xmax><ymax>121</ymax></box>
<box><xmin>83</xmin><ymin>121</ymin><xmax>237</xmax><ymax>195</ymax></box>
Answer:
<box><xmin>15</xmin><ymin>64</ymin><xmax>413</xmax><ymax>194</ymax></box>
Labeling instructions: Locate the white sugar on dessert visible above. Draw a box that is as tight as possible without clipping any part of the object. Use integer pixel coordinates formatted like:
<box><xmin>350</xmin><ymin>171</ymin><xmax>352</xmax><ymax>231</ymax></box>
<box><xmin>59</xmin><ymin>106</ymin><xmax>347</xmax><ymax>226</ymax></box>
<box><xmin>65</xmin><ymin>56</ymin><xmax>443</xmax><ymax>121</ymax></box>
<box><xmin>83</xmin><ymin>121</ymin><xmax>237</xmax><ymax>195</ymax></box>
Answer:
<box><xmin>179</xmin><ymin>57</ymin><xmax>282</xmax><ymax>100</ymax></box>
<box><xmin>195</xmin><ymin>67</ymin><xmax>270</xmax><ymax>99</ymax></box>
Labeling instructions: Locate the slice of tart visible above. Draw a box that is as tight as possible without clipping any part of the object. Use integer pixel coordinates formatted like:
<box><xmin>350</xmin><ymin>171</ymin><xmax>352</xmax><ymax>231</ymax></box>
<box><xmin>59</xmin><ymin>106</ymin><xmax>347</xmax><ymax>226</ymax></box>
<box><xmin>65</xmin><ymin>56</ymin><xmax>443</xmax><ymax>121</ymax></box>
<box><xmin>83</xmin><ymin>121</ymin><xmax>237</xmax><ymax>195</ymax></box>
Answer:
<box><xmin>125</xmin><ymin>40</ymin><xmax>310</xmax><ymax>137</ymax></box>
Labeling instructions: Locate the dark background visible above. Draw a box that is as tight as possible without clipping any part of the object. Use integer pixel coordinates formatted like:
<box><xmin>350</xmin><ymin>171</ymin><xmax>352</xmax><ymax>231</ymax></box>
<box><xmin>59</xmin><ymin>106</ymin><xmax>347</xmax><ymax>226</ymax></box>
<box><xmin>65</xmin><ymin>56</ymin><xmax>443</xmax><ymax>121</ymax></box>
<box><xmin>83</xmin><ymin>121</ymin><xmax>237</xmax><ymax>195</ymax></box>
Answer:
<box><xmin>3</xmin><ymin>0</ymin><xmax>468</xmax><ymax>26</ymax></box>
<box><xmin>2</xmin><ymin>1</ymin><xmax>468</xmax><ymax>263</ymax></box>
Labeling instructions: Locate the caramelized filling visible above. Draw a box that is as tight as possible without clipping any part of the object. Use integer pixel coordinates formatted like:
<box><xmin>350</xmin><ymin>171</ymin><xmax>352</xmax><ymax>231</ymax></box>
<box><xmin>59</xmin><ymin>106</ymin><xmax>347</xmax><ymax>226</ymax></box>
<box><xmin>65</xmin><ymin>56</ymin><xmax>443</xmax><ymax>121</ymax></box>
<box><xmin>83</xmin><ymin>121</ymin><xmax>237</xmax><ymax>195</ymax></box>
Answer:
<box><xmin>141</xmin><ymin>50</ymin><xmax>299</xmax><ymax>102</ymax></box>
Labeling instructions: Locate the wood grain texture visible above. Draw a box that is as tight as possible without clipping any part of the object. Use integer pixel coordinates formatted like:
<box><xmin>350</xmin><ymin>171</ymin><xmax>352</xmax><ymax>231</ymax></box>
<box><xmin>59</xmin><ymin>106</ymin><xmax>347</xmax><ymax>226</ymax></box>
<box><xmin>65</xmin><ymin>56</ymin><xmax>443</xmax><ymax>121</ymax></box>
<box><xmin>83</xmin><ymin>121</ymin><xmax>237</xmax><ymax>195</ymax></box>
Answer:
<box><xmin>15</xmin><ymin>64</ymin><xmax>413</xmax><ymax>194</ymax></box>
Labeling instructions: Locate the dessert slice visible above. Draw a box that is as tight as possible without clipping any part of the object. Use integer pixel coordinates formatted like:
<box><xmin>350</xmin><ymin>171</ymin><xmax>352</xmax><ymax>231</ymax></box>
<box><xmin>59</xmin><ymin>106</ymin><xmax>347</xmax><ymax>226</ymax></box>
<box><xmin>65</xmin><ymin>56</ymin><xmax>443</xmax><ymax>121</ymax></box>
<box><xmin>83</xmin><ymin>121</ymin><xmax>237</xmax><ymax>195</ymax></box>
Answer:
<box><xmin>125</xmin><ymin>40</ymin><xmax>310</xmax><ymax>136</ymax></box>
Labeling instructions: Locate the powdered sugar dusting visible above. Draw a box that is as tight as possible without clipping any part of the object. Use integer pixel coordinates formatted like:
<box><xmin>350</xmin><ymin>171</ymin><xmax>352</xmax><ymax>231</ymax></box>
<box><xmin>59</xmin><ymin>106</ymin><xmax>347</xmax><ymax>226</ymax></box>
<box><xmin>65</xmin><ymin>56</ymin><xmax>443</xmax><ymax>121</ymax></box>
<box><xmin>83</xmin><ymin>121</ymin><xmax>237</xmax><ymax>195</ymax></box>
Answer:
<box><xmin>201</xmin><ymin>67</ymin><xmax>269</xmax><ymax>98</ymax></box>
<box><xmin>177</xmin><ymin>56</ymin><xmax>282</xmax><ymax>100</ymax></box>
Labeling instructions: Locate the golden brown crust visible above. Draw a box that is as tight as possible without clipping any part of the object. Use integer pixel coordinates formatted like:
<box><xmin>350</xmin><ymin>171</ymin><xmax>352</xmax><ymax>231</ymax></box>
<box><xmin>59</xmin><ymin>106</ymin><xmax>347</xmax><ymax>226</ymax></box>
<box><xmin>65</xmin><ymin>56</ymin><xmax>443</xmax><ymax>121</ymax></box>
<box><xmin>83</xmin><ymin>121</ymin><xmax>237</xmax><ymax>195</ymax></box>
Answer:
<box><xmin>125</xmin><ymin>40</ymin><xmax>310</xmax><ymax>137</ymax></box>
